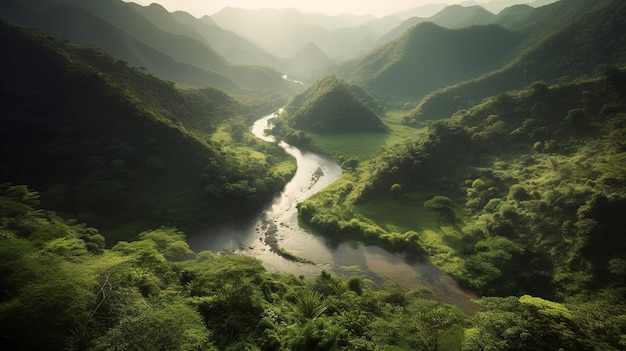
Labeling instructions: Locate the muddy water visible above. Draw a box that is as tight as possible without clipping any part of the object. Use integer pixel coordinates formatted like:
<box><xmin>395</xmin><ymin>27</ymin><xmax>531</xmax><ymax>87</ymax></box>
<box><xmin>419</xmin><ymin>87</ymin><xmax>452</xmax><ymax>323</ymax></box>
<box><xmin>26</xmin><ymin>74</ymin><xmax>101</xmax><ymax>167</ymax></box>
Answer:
<box><xmin>188</xmin><ymin>111</ymin><xmax>478</xmax><ymax>313</ymax></box>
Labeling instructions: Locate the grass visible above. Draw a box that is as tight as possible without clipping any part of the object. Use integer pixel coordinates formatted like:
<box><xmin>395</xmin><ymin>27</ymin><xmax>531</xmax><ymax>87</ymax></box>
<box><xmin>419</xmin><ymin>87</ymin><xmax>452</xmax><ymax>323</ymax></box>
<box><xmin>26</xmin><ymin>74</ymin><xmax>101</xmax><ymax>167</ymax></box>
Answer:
<box><xmin>307</xmin><ymin>132</ymin><xmax>389</xmax><ymax>160</ymax></box>
<box><xmin>354</xmin><ymin>195</ymin><xmax>436</xmax><ymax>232</ymax></box>
<box><xmin>303</xmin><ymin>110</ymin><xmax>428</xmax><ymax>162</ymax></box>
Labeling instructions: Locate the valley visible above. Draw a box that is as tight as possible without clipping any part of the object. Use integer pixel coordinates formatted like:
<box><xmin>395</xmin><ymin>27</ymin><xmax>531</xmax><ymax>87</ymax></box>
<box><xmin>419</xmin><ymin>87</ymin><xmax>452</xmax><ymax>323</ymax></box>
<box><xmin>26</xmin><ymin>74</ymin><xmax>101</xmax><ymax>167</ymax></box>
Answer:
<box><xmin>1</xmin><ymin>0</ymin><xmax>625</xmax><ymax>350</ymax></box>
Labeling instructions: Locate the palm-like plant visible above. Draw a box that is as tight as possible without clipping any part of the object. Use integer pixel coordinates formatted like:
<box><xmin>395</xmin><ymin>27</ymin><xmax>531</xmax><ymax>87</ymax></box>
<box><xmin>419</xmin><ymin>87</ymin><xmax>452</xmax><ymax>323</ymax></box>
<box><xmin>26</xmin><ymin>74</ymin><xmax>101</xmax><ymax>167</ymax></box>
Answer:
<box><xmin>292</xmin><ymin>289</ymin><xmax>327</xmax><ymax>320</ymax></box>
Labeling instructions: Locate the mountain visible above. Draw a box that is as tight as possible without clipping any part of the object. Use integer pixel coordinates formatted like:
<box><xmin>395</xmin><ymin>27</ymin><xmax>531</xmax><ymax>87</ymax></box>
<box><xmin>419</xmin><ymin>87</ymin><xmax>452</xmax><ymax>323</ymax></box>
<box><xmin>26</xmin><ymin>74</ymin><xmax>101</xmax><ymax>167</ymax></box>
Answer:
<box><xmin>410</xmin><ymin>0</ymin><xmax>626</xmax><ymax>121</ymax></box>
<box><xmin>210</xmin><ymin>7</ymin><xmax>378</xmax><ymax>59</ymax></box>
<box><xmin>127</xmin><ymin>2</ymin><xmax>207</xmax><ymax>44</ymax></box>
<box><xmin>0</xmin><ymin>17</ymin><xmax>294</xmax><ymax>241</ymax></box>
<box><xmin>428</xmin><ymin>5</ymin><xmax>496</xmax><ymax>28</ymax></box>
<box><xmin>0</xmin><ymin>2</ymin><xmax>240</xmax><ymax>90</ymax></box>
<box><xmin>0</xmin><ymin>0</ymin><xmax>290</xmax><ymax>92</ymax></box>
<box><xmin>339</xmin><ymin>22</ymin><xmax>521</xmax><ymax>102</ymax></box>
<box><xmin>377</xmin><ymin>5</ymin><xmax>496</xmax><ymax>46</ymax></box>
<box><xmin>281</xmin><ymin>76</ymin><xmax>384</xmax><ymax>133</ymax></box>
<box><xmin>392</xmin><ymin>3</ymin><xmax>449</xmax><ymax>20</ymax></box>
<box><xmin>286</xmin><ymin>41</ymin><xmax>335</xmax><ymax>75</ymax></box>
<box><xmin>59</xmin><ymin>0</ymin><xmax>227</xmax><ymax>73</ymax></box>
<box><xmin>170</xmin><ymin>10</ymin><xmax>284</xmax><ymax>70</ymax></box>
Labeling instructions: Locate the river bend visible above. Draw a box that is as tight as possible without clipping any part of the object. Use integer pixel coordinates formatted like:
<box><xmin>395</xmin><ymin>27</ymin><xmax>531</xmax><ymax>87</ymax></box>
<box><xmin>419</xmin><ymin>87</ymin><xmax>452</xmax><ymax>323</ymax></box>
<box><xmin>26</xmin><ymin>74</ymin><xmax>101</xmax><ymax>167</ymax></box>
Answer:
<box><xmin>188</xmin><ymin>110</ymin><xmax>477</xmax><ymax>313</ymax></box>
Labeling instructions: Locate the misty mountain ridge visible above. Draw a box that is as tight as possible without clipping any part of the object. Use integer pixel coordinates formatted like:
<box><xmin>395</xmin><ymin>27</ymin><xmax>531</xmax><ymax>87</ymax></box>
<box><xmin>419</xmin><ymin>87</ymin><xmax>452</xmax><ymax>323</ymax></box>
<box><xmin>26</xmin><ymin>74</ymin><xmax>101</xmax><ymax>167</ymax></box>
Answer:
<box><xmin>339</xmin><ymin>22</ymin><xmax>522</xmax><ymax>102</ymax></box>
<box><xmin>0</xmin><ymin>0</ymin><xmax>294</xmax><ymax>92</ymax></box>
<box><xmin>210</xmin><ymin>7</ymin><xmax>399</xmax><ymax>60</ymax></box>
<box><xmin>409</xmin><ymin>0</ymin><xmax>626</xmax><ymax>120</ymax></box>
<box><xmin>377</xmin><ymin>4</ymin><xmax>497</xmax><ymax>45</ymax></box>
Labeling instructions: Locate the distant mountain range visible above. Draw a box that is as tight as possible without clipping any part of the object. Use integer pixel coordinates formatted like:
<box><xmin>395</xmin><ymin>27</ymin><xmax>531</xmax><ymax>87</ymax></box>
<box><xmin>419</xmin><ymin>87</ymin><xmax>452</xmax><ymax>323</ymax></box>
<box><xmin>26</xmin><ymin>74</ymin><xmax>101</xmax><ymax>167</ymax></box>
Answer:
<box><xmin>0</xmin><ymin>0</ymin><xmax>289</xmax><ymax>92</ymax></box>
<box><xmin>331</xmin><ymin>0</ymin><xmax>626</xmax><ymax>112</ymax></box>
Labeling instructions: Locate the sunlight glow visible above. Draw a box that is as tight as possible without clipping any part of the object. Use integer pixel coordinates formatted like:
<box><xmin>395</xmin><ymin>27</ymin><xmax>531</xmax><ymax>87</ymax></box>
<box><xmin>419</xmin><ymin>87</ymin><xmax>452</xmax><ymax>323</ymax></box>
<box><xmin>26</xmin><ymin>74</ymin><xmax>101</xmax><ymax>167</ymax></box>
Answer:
<box><xmin>124</xmin><ymin>0</ymin><xmax>496</xmax><ymax>17</ymax></box>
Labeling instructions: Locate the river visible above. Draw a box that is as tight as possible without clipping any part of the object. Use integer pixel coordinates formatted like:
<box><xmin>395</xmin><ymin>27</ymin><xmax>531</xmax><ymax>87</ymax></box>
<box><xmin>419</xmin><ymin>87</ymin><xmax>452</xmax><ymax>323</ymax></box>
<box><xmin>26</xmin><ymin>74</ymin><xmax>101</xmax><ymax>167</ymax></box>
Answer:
<box><xmin>188</xmin><ymin>111</ymin><xmax>478</xmax><ymax>313</ymax></box>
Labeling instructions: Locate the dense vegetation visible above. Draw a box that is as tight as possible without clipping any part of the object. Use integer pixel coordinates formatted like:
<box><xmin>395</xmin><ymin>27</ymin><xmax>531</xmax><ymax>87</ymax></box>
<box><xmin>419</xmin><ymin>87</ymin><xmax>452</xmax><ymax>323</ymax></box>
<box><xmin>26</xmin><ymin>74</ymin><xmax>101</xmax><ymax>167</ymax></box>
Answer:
<box><xmin>1</xmin><ymin>182</ymin><xmax>625</xmax><ymax>350</ymax></box>
<box><xmin>0</xmin><ymin>184</ymin><xmax>469</xmax><ymax>350</ymax></box>
<box><xmin>278</xmin><ymin>75</ymin><xmax>385</xmax><ymax>134</ymax></box>
<box><xmin>0</xmin><ymin>18</ymin><xmax>295</xmax><ymax>241</ymax></box>
<box><xmin>2</xmin><ymin>0</ymin><xmax>626</xmax><ymax>350</ymax></box>
<box><xmin>337</xmin><ymin>22</ymin><xmax>521</xmax><ymax>103</ymax></box>
<box><xmin>409</xmin><ymin>0</ymin><xmax>626</xmax><ymax>120</ymax></box>
<box><xmin>0</xmin><ymin>0</ymin><xmax>293</xmax><ymax>93</ymax></box>
<box><xmin>297</xmin><ymin>71</ymin><xmax>626</xmax><ymax>349</ymax></box>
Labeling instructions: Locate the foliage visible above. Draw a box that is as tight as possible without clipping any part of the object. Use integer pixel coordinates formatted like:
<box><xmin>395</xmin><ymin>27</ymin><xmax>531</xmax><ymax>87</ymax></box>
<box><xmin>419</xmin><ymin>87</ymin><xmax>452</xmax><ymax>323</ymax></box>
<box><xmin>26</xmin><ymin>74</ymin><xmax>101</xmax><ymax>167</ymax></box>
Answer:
<box><xmin>0</xmin><ymin>18</ymin><xmax>295</xmax><ymax>241</ymax></box>
<box><xmin>300</xmin><ymin>71</ymin><xmax>626</xmax><ymax>300</ymax></box>
<box><xmin>337</xmin><ymin>22</ymin><xmax>521</xmax><ymax>102</ymax></box>
<box><xmin>0</xmin><ymin>187</ymin><xmax>474</xmax><ymax>350</ymax></box>
<box><xmin>279</xmin><ymin>75</ymin><xmax>385</xmax><ymax>134</ymax></box>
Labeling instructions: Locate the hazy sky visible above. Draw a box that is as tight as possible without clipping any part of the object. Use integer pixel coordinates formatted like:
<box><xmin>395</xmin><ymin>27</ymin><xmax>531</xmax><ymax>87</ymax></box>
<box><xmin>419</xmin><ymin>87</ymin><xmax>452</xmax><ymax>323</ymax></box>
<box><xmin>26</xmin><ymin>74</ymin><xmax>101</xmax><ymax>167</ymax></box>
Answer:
<box><xmin>124</xmin><ymin>0</ymin><xmax>517</xmax><ymax>17</ymax></box>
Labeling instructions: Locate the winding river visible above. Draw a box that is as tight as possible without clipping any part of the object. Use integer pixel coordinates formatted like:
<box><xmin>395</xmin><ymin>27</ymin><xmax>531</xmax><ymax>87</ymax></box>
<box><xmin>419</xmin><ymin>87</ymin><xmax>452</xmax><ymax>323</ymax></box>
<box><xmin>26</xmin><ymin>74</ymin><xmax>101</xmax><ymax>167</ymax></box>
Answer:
<box><xmin>188</xmin><ymin>111</ymin><xmax>478</xmax><ymax>313</ymax></box>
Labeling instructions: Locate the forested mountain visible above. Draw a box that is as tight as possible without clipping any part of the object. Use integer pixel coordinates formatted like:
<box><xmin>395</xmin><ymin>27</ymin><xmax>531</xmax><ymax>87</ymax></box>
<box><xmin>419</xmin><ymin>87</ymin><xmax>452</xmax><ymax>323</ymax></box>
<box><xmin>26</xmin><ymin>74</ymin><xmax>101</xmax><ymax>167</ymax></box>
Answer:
<box><xmin>0</xmin><ymin>0</ymin><xmax>288</xmax><ymax>91</ymax></box>
<box><xmin>2</xmin><ymin>0</ymin><xmax>626</xmax><ymax>350</ymax></box>
<box><xmin>335</xmin><ymin>0</ymin><xmax>626</xmax><ymax>111</ymax></box>
<box><xmin>411</xmin><ymin>0</ymin><xmax>626</xmax><ymax>121</ymax></box>
<box><xmin>0</xmin><ymin>17</ymin><xmax>295</xmax><ymax>241</ymax></box>
<box><xmin>286</xmin><ymin>42</ymin><xmax>336</xmax><ymax>75</ymax></box>
<box><xmin>279</xmin><ymin>76</ymin><xmax>384</xmax><ymax>133</ymax></box>
<box><xmin>338</xmin><ymin>22</ymin><xmax>521</xmax><ymax>102</ymax></box>
<box><xmin>210</xmin><ymin>7</ymin><xmax>398</xmax><ymax>60</ymax></box>
<box><xmin>169</xmin><ymin>10</ymin><xmax>284</xmax><ymax>70</ymax></box>
<box><xmin>377</xmin><ymin>5</ymin><xmax>496</xmax><ymax>45</ymax></box>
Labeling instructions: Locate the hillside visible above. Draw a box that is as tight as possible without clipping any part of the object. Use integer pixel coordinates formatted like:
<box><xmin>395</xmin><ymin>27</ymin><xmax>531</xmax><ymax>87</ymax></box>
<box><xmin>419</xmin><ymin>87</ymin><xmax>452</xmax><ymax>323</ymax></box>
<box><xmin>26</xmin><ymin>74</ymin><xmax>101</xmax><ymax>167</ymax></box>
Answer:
<box><xmin>299</xmin><ymin>71</ymin><xmax>626</xmax><ymax>299</ymax></box>
<box><xmin>0</xmin><ymin>18</ymin><xmax>295</xmax><ymax>242</ymax></box>
<box><xmin>339</xmin><ymin>22</ymin><xmax>521</xmax><ymax>103</ymax></box>
<box><xmin>280</xmin><ymin>76</ymin><xmax>384</xmax><ymax>133</ymax></box>
<box><xmin>210</xmin><ymin>7</ymin><xmax>388</xmax><ymax>60</ymax></box>
<box><xmin>0</xmin><ymin>0</ymin><xmax>289</xmax><ymax>92</ymax></box>
<box><xmin>170</xmin><ymin>10</ymin><xmax>284</xmax><ymax>70</ymax></box>
<box><xmin>409</xmin><ymin>0</ymin><xmax>626</xmax><ymax>121</ymax></box>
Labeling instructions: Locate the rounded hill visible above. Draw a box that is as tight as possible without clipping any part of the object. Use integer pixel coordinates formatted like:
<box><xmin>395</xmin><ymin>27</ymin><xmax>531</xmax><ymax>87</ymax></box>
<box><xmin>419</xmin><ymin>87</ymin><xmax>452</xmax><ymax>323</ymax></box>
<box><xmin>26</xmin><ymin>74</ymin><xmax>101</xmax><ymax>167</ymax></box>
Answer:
<box><xmin>282</xmin><ymin>75</ymin><xmax>385</xmax><ymax>133</ymax></box>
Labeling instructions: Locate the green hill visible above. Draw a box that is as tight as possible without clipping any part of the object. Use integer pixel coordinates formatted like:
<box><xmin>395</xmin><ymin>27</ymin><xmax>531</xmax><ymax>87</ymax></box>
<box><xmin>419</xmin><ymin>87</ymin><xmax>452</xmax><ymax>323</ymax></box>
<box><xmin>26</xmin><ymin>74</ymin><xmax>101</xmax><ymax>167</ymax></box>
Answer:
<box><xmin>281</xmin><ymin>76</ymin><xmax>384</xmax><ymax>133</ymax></box>
<box><xmin>299</xmin><ymin>70</ymin><xmax>626</xmax><ymax>300</ymax></box>
<box><xmin>338</xmin><ymin>22</ymin><xmax>521</xmax><ymax>102</ymax></box>
<box><xmin>0</xmin><ymin>17</ymin><xmax>295</xmax><ymax>242</ymax></box>
<box><xmin>410</xmin><ymin>0</ymin><xmax>626</xmax><ymax>121</ymax></box>
<box><xmin>0</xmin><ymin>0</ymin><xmax>288</xmax><ymax>92</ymax></box>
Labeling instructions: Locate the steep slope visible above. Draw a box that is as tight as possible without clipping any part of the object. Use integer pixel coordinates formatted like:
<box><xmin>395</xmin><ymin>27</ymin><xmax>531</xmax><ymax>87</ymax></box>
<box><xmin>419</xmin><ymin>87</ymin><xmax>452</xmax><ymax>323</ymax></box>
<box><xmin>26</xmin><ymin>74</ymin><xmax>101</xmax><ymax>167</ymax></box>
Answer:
<box><xmin>127</xmin><ymin>2</ymin><xmax>207</xmax><ymax>44</ymax></box>
<box><xmin>377</xmin><ymin>5</ymin><xmax>496</xmax><ymax>45</ymax></box>
<box><xmin>428</xmin><ymin>5</ymin><xmax>495</xmax><ymax>28</ymax></box>
<box><xmin>211</xmin><ymin>7</ymin><xmax>376</xmax><ymax>59</ymax></box>
<box><xmin>281</xmin><ymin>76</ymin><xmax>384</xmax><ymax>133</ymax></box>
<box><xmin>0</xmin><ymin>2</ymin><xmax>239</xmax><ymax>90</ymax></box>
<box><xmin>0</xmin><ymin>18</ymin><xmax>294</xmax><ymax>241</ymax></box>
<box><xmin>0</xmin><ymin>0</ymin><xmax>292</xmax><ymax>92</ymax></box>
<box><xmin>59</xmin><ymin>0</ymin><xmax>227</xmax><ymax>73</ymax></box>
<box><xmin>341</xmin><ymin>22</ymin><xmax>521</xmax><ymax>102</ymax></box>
<box><xmin>286</xmin><ymin>41</ymin><xmax>335</xmax><ymax>74</ymax></box>
<box><xmin>299</xmin><ymin>70</ymin><xmax>626</xmax><ymax>298</ymax></box>
<box><xmin>171</xmin><ymin>11</ymin><xmax>284</xmax><ymax>70</ymax></box>
<box><xmin>410</xmin><ymin>0</ymin><xmax>626</xmax><ymax>121</ymax></box>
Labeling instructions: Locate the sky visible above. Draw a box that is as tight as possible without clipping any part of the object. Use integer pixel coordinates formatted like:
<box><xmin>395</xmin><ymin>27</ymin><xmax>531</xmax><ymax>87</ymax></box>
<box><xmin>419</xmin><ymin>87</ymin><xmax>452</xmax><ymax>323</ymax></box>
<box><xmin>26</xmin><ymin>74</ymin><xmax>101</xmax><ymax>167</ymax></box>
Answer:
<box><xmin>123</xmin><ymin>0</ymin><xmax>509</xmax><ymax>17</ymax></box>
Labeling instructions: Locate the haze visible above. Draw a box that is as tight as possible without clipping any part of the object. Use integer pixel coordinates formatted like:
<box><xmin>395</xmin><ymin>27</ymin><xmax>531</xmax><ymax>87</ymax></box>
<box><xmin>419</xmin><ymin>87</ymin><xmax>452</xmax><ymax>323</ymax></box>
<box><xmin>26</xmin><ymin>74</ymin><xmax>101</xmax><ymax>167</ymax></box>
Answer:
<box><xmin>124</xmin><ymin>0</ymin><xmax>542</xmax><ymax>17</ymax></box>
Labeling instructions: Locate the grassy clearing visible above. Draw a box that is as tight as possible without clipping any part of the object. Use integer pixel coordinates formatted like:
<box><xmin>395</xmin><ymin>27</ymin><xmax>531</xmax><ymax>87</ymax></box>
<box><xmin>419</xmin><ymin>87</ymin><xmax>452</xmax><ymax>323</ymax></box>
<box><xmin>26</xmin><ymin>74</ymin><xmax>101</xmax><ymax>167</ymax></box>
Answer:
<box><xmin>307</xmin><ymin>132</ymin><xmax>389</xmax><ymax>160</ymax></box>
<box><xmin>354</xmin><ymin>195</ymin><xmax>435</xmax><ymax>232</ymax></box>
<box><xmin>303</xmin><ymin>110</ymin><xmax>427</xmax><ymax>162</ymax></box>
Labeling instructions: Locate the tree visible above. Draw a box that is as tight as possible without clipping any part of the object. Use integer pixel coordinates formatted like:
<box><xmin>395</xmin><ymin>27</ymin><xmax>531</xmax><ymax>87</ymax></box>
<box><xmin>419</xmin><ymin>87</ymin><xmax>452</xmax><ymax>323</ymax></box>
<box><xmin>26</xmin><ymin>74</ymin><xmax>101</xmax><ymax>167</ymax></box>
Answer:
<box><xmin>94</xmin><ymin>299</ymin><xmax>211</xmax><ymax>351</ymax></box>
<box><xmin>424</xmin><ymin>195</ymin><xmax>456</xmax><ymax>225</ymax></box>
